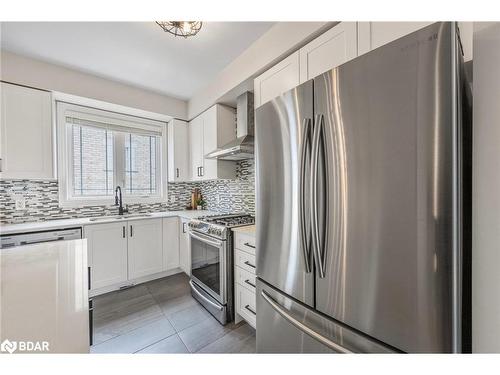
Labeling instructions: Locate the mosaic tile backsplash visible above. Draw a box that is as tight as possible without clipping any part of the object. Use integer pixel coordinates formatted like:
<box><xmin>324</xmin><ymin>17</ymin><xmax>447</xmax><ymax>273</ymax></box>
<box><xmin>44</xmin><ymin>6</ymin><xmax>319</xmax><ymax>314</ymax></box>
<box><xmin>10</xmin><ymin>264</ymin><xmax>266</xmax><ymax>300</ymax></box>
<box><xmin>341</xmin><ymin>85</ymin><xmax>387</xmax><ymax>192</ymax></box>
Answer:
<box><xmin>0</xmin><ymin>160</ymin><xmax>255</xmax><ymax>224</ymax></box>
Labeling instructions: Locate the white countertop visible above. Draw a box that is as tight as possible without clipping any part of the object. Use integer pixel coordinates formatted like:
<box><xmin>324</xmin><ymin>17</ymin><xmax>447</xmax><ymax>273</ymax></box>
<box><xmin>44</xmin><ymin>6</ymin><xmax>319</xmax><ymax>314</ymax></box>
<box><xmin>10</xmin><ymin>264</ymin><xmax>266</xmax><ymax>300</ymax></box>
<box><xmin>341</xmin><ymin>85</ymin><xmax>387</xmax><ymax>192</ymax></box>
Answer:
<box><xmin>0</xmin><ymin>210</ymin><xmax>218</xmax><ymax>236</ymax></box>
<box><xmin>0</xmin><ymin>239</ymin><xmax>89</xmax><ymax>353</ymax></box>
<box><xmin>232</xmin><ymin>224</ymin><xmax>256</xmax><ymax>235</ymax></box>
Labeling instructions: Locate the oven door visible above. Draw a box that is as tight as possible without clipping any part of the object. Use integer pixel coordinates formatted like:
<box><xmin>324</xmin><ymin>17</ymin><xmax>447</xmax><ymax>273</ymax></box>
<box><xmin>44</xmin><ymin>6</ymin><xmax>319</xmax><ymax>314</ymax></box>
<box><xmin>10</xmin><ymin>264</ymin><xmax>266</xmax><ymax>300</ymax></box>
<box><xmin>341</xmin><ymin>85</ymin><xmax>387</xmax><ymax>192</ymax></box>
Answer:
<box><xmin>189</xmin><ymin>230</ymin><xmax>226</xmax><ymax>304</ymax></box>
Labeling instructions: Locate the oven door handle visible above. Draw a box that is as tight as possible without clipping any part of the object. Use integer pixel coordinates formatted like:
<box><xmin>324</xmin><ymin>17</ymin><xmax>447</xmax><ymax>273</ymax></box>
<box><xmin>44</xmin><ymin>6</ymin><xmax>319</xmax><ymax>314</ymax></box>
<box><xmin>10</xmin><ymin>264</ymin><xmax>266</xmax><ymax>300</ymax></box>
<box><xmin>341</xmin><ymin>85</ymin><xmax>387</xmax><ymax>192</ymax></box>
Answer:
<box><xmin>189</xmin><ymin>280</ymin><xmax>223</xmax><ymax>311</ymax></box>
<box><xmin>189</xmin><ymin>231</ymin><xmax>223</xmax><ymax>248</ymax></box>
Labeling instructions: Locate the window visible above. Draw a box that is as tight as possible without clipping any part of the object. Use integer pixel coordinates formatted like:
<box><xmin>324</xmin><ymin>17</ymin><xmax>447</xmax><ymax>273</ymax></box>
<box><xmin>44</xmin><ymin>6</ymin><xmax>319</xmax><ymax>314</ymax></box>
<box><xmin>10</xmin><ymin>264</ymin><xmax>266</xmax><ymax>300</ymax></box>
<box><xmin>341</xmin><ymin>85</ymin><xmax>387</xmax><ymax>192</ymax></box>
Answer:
<box><xmin>57</xmin><ymin>101</ymin><xmax>166</xmax><ymax>207</ymax></box>
<box><xmin>124</xmin><ymin>133</ymin><xmax>158</xmax><ymax>195</ymax></box>
<box><xmin>72</xmin><ymin>124</ymin><xmax>114</xmax><ymax>196</ymax></box>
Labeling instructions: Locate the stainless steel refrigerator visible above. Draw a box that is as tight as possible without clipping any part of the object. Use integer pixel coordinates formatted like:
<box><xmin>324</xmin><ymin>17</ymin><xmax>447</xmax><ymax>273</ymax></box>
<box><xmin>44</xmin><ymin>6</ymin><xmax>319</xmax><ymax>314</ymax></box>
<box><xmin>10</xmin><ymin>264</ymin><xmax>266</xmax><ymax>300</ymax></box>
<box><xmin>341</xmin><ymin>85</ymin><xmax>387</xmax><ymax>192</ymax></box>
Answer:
<box><xmin>255</xmin><ymin>22</ymin><xmax>472</xmax><ymax>353</ymax></box>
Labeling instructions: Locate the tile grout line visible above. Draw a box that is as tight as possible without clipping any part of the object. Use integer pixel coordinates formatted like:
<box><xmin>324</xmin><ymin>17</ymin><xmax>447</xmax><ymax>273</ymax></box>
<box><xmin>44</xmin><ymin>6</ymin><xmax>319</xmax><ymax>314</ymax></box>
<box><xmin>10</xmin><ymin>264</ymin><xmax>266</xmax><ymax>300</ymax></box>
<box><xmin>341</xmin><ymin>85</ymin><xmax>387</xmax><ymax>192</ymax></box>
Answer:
<box><xmin>92</xmin><ymin>291</ymin><xmax>177</xmax><ymax>352</ymax></box>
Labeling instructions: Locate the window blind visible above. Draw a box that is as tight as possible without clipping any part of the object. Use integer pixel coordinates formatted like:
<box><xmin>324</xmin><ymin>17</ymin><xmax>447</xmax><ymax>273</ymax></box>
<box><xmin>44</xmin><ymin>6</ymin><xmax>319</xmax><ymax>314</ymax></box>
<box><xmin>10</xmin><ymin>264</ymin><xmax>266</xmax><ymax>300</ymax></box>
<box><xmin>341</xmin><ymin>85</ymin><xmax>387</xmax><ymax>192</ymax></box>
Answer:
<box><xmin>65</xmin><ymin>110</ymin><xmax>164</xmax><ymax>136</ymax></box>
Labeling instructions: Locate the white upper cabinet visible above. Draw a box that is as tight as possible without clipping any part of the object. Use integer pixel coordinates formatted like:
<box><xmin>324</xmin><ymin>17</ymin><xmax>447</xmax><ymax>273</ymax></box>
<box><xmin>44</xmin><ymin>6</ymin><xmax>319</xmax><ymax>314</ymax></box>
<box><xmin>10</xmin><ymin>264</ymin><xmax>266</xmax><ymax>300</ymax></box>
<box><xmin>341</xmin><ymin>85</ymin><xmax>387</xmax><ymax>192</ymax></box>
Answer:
<box><xmin>358</xmin><ymin>22</ymin><xmax>473</xmax><ymax>61</ymax></box>
<box><xmin>357</xmin><ymin>22</ymin><xmax>433</xmax><ymax>56</ymax></box>
<box><xmin>254</xmin><ymin>23</ymin><xmax>357</xmax><ymax>107</ymax></box>
<box><xmin>163</xmin><ymin>217</ymin><xmax>180</xmax><ymax>271</ymax></box>
<box><xmin>167</xmin><ymin>119</ymin><xmax>190</xmax><ymax>182</ymax></box>
<box><xmin>189</xmin><ymin>114</ymin><xmax>204</xmax><ymax>181</ymax></box>
<box><xmin>189</xmin><ymin>104</ymin><xmax>236</xmax><ymax>181</ymax></box>
<box><xmin>127</xmin><ymin>218</ymin><xmax>164</xmax><ymax>279</ymax></box>
<box><xmin>254</xmin><ymin>51</ymin><xmax>300</xmax><ymax>108</ymax></box>
<box><xmin>0</xmin><ymin>82</ymin><xmax>54</xmax><ymax>179</ymax></box>
<box><xmin>299</xmin><ymin>22</ymin><xmax>358</xmax><ymax>83</ymax></box>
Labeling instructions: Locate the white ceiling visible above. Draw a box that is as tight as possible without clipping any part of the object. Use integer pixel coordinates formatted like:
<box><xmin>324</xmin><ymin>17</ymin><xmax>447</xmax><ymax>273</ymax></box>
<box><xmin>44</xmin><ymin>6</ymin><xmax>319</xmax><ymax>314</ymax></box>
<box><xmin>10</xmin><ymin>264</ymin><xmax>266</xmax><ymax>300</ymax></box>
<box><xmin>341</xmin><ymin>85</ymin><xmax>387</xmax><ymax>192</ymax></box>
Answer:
<box><xmin>0</xmin><ymin>22</ymin><xmax>274</xmax><ymax>100</ymax></box>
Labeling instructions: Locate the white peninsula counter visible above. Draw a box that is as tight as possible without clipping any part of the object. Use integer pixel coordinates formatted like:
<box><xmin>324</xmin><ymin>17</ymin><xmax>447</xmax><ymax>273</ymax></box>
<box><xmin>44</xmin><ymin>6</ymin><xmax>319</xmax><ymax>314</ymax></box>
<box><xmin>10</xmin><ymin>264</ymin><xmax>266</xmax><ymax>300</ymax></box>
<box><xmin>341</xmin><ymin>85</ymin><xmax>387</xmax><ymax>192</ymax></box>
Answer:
<box><xmin>0</xmin><ymin>239</ymin><xmax>89</xmax><ymax>353</ymax></box>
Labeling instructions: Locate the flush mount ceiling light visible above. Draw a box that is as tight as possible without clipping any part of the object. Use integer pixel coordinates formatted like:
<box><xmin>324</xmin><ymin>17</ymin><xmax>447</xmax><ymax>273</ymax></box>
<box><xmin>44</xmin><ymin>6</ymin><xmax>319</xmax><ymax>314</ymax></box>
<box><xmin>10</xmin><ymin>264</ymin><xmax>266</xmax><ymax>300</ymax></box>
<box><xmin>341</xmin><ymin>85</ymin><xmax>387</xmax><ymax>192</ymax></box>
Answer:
<box><xmin>155</xmin><ymin>21</ymin><xmax>203</xmax><ymax>38</ymax></box>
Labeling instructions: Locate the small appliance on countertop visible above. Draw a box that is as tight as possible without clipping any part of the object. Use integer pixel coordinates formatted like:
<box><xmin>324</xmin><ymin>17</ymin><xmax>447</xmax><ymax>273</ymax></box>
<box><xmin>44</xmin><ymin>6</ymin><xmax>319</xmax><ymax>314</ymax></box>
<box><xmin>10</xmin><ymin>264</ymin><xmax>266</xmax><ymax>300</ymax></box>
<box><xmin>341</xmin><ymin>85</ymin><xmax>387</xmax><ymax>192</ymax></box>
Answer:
<box><xmin>188</xmin><ymin>213</ymin><xmax>255</xmax><ymax>324</ymax></box>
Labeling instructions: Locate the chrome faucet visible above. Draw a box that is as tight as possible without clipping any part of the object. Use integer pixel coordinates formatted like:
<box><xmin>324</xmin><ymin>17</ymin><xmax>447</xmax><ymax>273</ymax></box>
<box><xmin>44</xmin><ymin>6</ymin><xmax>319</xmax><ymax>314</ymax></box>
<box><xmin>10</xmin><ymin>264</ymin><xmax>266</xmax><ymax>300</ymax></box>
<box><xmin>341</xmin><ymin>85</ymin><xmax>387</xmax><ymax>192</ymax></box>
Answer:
<box><xmin>114</xmin><ymin>186</ymin><xmax>129</xmax><ymax>215</ymax></box>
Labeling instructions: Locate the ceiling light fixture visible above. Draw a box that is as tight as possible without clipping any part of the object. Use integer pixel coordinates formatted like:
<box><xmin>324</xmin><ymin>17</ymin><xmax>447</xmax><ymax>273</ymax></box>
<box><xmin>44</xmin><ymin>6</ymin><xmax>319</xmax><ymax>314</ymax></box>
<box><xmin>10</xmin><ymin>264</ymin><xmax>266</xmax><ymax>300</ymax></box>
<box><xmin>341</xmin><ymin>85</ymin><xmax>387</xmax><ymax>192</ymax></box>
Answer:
<box><xmin>155</xmin><ymin>21</ymin><xmax>203</xmax><ymax>38</ymax></box>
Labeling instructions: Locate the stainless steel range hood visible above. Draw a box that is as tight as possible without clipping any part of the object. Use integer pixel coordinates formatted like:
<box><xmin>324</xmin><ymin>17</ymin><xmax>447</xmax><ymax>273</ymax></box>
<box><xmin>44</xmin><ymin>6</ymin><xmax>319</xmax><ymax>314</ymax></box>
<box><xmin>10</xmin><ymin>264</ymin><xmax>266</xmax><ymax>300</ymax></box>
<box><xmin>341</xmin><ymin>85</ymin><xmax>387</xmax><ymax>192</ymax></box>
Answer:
<box><xmin>205</xmin><ymin>92</ymin><xmax>254</xmax><ymax>160</ymax></box>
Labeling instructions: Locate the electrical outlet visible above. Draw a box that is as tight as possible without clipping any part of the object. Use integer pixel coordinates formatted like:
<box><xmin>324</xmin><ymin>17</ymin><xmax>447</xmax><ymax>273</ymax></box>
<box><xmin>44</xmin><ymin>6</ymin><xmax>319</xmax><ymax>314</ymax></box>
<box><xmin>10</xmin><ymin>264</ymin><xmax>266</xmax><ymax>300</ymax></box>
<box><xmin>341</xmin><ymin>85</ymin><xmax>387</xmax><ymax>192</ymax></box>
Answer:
<box><xmin>15</xmin><ymin>197</ymin><xmax>26</xmax><ymax>210</ymax></box>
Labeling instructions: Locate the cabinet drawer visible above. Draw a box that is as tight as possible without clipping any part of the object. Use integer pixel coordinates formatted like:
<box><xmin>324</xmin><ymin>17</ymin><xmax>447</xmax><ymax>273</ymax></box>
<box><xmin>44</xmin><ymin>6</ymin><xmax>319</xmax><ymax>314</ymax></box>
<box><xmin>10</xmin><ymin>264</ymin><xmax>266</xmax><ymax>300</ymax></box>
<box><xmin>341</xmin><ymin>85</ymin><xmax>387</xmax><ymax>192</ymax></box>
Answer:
<box><xmin>235</xmin><ymin>232</ymin><xmax>256</xmax><ymax>255</ymax></box>
<box><xmin>235</xmin><ymin>266</ymin><xmax>256</xmax><ymax>292</ymax></box>
<box><xmin>235</xmin><ymin>283</ymin><xmax>256</xmax><ymax>328</ymax></box>
<box><xmin>235</xmin><ymin>249</ymin><xmax>256</xmax><ymax>274</ymax></box>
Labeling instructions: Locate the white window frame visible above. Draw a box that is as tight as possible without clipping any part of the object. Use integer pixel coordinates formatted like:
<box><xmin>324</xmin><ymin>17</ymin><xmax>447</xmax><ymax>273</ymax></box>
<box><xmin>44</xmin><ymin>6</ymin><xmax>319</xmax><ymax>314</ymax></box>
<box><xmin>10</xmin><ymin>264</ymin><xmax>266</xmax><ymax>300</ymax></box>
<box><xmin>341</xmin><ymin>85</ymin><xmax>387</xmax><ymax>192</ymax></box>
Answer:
<box><xmin>56</xmin><ymin>101</ymin><xmax>168</xmax><ymax>207</ymax></box>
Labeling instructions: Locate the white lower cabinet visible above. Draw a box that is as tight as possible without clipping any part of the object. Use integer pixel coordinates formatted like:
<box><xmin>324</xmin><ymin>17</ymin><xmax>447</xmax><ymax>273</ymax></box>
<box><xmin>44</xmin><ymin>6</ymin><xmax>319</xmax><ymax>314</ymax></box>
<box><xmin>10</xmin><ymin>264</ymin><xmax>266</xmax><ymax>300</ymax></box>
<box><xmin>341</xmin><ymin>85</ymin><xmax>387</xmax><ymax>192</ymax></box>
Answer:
<box><xmin>85</xmin><ymin>222</ymin><xmax>128</xmax><ymax>290</ymax></box>
<box><xmin>179</xmin><ymin>217</ymin><xmax>191</xmax><ymax>275</ymax></box>
<box><xmin>85</xmin><ymin>216</ymin><xmax>183</xmax><ymax>295</ymax></box>
<box><xmin>235</xmin><ymin>283</ymin><xmax>256</xmax><ymax>328</ymax></box>
<box><xmin>127</xmin><ymin>219</ymin><xmax>163</xmax><ymax>280</ymax></box>
<box><xmin>234</xmin><ymin>230</ymin><xmax>257</xmax><ymax>329</ymax></box>
<box><xmin>163</xmin><ymin>217</ymin><xmax>180</xmax><ymax>270</ymax></box>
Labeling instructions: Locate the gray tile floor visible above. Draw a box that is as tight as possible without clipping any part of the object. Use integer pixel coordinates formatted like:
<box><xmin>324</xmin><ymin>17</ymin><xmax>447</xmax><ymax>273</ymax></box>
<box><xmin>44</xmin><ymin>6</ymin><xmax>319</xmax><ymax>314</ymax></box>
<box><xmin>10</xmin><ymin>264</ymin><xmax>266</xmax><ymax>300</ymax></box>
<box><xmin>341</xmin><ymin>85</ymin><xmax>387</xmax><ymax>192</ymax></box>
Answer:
<box><xmin>90</xmin><ymin>272</ymin><xmax>256</xmax><ymax>354</ymax></box>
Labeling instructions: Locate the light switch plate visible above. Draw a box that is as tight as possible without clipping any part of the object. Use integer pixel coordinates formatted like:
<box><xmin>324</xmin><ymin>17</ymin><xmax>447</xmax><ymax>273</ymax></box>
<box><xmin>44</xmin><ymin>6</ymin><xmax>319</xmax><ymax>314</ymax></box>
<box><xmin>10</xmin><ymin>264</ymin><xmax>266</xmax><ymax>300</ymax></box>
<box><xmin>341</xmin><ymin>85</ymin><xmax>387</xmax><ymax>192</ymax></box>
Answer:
<box><xmin>15</xmin><ymin>197</ymin><xmax>26</xmax><ymax>210</ymax></box>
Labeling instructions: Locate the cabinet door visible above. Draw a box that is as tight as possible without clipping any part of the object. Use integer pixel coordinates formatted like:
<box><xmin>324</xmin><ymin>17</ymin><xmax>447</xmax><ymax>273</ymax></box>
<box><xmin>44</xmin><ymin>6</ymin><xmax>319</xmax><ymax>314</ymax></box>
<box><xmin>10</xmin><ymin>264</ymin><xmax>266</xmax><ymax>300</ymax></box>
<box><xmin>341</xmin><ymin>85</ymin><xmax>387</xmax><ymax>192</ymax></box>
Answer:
<box><xmin>85</xmin><ymin>222</ymin><xmax>128</xmax><ymax>290</ymax></box>
<box><xmin>167</xmin><ymin>119</ymin><xmax>190</xmax><ymax>182</ymax></box>
<box><xmin>128</xmin><ymin>218</ymin><xmax>164</xmax><ymax>279</ymax></box>
<box><xmin>0</xmin><ymin>82</ymin><xmax>53</xmax><ymax>179</ymax></box>
<box><xmin>299</xmin><ymin>22</ymin><xmax>358</xmax><ymax>83</ymax></box>
<box><xmin>163</xmin><ymin>217</ymin><xmax>180</xmax><ymax>270</ymax></box>
<box><xmin>189</xmin><ymin>115</ymin><xmax>204</xmax><ymax>181</ymax></box>
<box><xmin>254</xmin><ymin>51</ymin><xmax>300</xmax><ymax>108</ymax></box>
<box><xmin>179</xmin><ymin>218</ymin><xmax>191</xmax><ymax>275</ymax></box>
<box><xmin>357</xmin><ymin>22</ymin><xmax>433</xmax><ymax>56</ymax></box>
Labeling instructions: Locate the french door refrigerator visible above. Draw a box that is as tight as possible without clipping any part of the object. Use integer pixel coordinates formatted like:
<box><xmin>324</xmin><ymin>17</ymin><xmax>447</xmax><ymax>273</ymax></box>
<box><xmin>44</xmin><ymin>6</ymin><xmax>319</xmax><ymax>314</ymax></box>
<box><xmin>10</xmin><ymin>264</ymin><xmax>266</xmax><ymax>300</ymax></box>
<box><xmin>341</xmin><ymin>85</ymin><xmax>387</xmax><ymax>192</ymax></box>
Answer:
<box><xmin>255</xmin><ymin>22</ymin><xmax>471</xmax><ymax>353</ymax></box>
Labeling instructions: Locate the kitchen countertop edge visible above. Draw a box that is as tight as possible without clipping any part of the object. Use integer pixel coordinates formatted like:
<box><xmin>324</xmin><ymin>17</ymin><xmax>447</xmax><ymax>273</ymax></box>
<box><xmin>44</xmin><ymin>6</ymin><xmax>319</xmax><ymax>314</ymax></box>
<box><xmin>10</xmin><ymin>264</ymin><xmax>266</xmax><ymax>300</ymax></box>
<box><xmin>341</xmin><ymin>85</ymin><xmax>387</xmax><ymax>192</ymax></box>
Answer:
<box><xmin>231</xmin><ymin>224</ymin><xmax>256</xmax><ymax>235</ymax></box>
<box><xmin>0</xmin><ymin>210</ymin><xmax>219</xmax><ymax>236</ymax></box>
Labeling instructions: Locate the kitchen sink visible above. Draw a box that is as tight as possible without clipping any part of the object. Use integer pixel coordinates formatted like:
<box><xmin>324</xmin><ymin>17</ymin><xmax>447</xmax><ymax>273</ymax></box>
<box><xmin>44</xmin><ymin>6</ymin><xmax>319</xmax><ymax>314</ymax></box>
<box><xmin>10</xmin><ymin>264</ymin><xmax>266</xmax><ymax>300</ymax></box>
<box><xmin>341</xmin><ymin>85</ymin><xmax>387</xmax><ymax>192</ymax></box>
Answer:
<box><xmin>89</xmin><ymin>216</ymin><xmax>123</xmax><ymax>222</ymax></box>
<box><xmin>88</xmin><ymin>214</ymin><xmax>153</xmax><ymax>222</ymax></box>
<box><xmin>123</xmin><ymin>214</ymin><xmax>153</xmax><ymax>219</ymax></box>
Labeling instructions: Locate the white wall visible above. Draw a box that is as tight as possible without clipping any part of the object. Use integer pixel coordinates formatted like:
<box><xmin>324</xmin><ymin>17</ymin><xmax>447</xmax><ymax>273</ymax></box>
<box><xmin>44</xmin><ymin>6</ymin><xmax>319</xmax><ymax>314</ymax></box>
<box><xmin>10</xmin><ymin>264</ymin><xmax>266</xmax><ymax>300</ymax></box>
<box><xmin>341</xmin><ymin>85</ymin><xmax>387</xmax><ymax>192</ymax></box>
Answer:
<box><xmin>0</xmin><ymin>51</ymin><xmax>188</xmax><ymax>120</ymax></box>
<box><xmin>187</xmin><ymin>22</ymin><xmax>334</xmax><ymax>119</ymax></box>
<box><xmin>472</xmin><ymin>22</ymin><xmax>500</xmax><ymax>353</ymax></box>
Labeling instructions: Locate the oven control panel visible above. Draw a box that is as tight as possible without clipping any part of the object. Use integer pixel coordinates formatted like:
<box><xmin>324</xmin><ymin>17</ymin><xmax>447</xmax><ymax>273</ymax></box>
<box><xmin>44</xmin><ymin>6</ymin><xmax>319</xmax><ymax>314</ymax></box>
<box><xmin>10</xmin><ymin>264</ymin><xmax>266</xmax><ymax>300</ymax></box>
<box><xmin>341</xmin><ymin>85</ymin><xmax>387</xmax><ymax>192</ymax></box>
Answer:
<box><xmin>188</xmin><ymin>220</ymin><xmax>226</xmax><ymax>239</ymax></box>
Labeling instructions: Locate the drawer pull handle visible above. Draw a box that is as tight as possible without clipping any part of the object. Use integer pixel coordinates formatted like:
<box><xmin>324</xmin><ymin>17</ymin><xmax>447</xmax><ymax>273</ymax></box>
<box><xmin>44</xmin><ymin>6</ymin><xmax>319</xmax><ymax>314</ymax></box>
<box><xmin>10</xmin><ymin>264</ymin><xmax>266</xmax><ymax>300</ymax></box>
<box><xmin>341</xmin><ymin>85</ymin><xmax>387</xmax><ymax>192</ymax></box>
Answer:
<box><xmin>244</xmin><ymin>242</ymin><xmax>255</xmax><ymax>249</ymax></box>
<box><xmin>244</xmin><ymin>304</ymin><xmax>256</xmax><ymax>316</ymax></box>
<box><xmin>244</xmin><ymin>279</ymin><xmax>256</xmax><ymax>288</ymax></box>
<box><xmin>244</xmin><ymin>260</ymin><xmax>256</xmax><ymax>269</ymax></box>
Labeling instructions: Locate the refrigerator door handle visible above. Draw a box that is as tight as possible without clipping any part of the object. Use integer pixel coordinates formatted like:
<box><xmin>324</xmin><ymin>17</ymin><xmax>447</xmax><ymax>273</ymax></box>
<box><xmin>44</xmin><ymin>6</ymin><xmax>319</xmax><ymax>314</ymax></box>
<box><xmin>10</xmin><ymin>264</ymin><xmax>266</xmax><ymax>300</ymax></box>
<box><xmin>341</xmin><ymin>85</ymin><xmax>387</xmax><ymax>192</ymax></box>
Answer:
<box><xmin>261</xmin><ymin>290</ymin><xmax>353</xmax><ymax>353</ymax></box>
<box><xmin>311</xmin><ymin>114</ymin><xmax>327</xmax><ymax>278</ymax></box>
<box><xmin>300</xmin><ymin>117</ymin><xmax>313</xmax><ymax>273</ymax></box>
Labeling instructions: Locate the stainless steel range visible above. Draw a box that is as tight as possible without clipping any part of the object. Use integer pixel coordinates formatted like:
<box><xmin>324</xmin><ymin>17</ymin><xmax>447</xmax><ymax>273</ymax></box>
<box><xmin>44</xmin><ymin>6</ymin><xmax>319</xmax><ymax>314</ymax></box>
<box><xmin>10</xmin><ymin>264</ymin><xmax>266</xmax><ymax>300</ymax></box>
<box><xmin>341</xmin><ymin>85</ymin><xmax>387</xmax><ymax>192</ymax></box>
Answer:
<box><xmin>188</xmin><ymin>214</ymin><xmax>255</xmax><ymax>324</ymax></box>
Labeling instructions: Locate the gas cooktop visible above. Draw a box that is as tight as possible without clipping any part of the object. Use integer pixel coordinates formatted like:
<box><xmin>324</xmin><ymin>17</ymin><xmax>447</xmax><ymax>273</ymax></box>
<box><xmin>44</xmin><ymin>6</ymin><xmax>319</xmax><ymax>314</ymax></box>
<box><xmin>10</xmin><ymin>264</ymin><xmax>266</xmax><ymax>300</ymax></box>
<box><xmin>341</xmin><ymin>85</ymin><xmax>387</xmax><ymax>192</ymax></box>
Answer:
<box><xmin>202</xmin><ymin>214</ymin><xmax>255</xmax><ymax>227</ymax></box>
<box><xmin>188</xmin><ymin>214</ymin><xmax>255</xmax><ymax>239</ymax></box>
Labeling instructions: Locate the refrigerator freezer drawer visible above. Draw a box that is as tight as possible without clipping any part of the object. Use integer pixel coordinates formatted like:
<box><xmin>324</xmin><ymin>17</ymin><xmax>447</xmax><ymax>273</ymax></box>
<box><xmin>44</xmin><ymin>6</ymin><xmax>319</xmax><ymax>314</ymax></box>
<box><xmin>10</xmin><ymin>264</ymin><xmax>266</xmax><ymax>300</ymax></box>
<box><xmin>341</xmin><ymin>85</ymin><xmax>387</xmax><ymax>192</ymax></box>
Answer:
<box><xmin>256</xmin><ymin>279</ymin><xmax>396</xmax><ymax>353</ymax></box>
